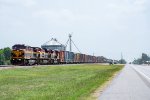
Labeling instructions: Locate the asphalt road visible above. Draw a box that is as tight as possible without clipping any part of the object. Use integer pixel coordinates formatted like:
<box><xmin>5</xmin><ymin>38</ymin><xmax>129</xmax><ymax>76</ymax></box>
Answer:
<box><xmin>99</xmin><ymin>64</ymin><xmax>150</xmax><ymax>100</ymax></box>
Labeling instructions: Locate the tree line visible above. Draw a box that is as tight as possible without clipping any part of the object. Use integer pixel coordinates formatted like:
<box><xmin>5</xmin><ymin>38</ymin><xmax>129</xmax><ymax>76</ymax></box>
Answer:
<box><xmin>0</xmin><ymin>47</ymin><xmax>11</xmax><ymax>65</ymax></box>
<box><xmin>133</xmin><ymin>53</ymin><xmax>150</xmax><ymax>64</ymax></box>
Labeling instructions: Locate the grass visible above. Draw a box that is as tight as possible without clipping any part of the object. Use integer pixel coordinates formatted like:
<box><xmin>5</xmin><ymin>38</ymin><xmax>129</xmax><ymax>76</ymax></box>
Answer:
<box><xmin>0</xmin><ymin>64</ymin><xmax>124</xmax><ymax>100</ymax></box>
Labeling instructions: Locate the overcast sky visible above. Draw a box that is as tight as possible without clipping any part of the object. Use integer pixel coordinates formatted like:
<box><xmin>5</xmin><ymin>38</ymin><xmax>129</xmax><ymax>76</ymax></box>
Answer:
<box><xmin>0</xmin><ymin>0</ymin><xmax>150</xmax><ymax>62</ymax></box>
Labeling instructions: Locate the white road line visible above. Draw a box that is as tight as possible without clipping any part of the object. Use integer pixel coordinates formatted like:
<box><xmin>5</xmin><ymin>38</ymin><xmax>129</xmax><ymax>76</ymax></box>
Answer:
<box><xmin>132</xmin><ymin>65</ymin><xmax>150</xmax><ymax>83</ymax></box>
<box><xmin>99</xmin><ymin>65</ymin><xmax>150</xmax><ymax>100</ymax></box>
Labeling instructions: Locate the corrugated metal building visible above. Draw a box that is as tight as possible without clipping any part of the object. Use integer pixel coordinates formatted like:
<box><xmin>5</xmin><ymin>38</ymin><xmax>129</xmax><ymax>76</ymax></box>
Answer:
<box><xmin>41</xmin><ymin>38</ymin><xmax>66</xmax><ymax>51</ymax></box>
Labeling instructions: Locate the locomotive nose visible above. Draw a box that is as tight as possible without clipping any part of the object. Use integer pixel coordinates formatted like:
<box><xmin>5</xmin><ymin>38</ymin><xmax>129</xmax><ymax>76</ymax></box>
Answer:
<box><xmin>15</xmin><ymin>50</ymin><xmax>20</xmax><ymax>57</ymax></box>
<box><xmin>11</xmin><ymin>50</ymin><xmax>24</xmax><ymax>65</ymax></box>
<box><xmin>12</xmin><ymin>50</ymin><xmax>24</xmax><ymax>57</ymax></box>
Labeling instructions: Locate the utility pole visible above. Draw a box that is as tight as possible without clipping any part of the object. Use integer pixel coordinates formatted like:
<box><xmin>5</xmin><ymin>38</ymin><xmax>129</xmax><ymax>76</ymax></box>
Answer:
<box><xmin>121</xmin><ymin>52</ymin><xmax>123</xmax><ymax>59</ymax></box>
<box><xmin>121</xmin><ymin>52</ymin><xmax>123</xmax><ymax>64</ymax></box>
<box><xmin>69</xmin><ymin>34</ymin><xmax>72</xmax><ymax>52</ymax></box>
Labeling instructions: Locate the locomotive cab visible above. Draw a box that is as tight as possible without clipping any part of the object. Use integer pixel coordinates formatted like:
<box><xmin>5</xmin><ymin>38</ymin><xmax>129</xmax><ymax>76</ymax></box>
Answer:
<box><xmin>11</xmin><ymin>49</ymin><xmax>25</xmax><ymax>65</ymax></box>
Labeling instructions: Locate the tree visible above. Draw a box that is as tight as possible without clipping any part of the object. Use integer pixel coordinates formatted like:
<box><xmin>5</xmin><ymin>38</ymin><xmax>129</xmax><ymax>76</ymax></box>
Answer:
<box><xmin>0</xmin><ymin>47</ymin><xmax>11</xmax><ymax>65</ymax></box>
<box><xmin>132</xmin><ymin>53</ymin><xmax>150</xmax><ymax>64</ymax></box>
<box><xmin>133</xmin><ymin>58</ymin><xmax>142</xmax><ymax>64</ymax></box>
<box><xmin>118</xmin><ymin>59</ymin><xmax>127</xmax><ymax>64</ymax></box>
<box><xmin>0</xmin><ymin>53</ymin><xmax>5</xmax><ymax>65</ymax></box>
<box><xmin>142</xmin><ymin>53</ymin><xmax>150</xmax><ymax>64</ymax></box>
<box><xmin>3</xmin><ymin>47</ymin><xmax>11</xmax><ymax>60</ymax></box>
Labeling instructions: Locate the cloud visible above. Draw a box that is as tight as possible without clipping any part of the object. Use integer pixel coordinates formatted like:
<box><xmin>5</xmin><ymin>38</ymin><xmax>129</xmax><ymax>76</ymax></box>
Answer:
<box><xmin>134</xmin><ymin>0</ymin><xmax>147</xmax><ymax>5</ymax></box>
<box><xmin>106</xmin><ymin>0</ymin><xmax>147</xmax><ymax>15</ymax></box>
<box><xmin>21</xmin><ymin>0</ymin><xmax>37</xmax><ymax>7</ymax></box>
<box><xmin>32</xmin><ymin>9</ymin><xmax>95</xmax><ymax>22</ymax></box>
<box><xmin>0</xmin><ymin>0</ymin><xmax>37</xmax><ymax>8</ymax></box>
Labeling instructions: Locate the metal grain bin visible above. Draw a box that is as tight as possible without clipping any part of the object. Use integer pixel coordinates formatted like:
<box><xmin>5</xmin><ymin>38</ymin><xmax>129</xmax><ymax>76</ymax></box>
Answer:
<box><xmin>41</xmin><ymin>38</ymin><xmax>66</xmax><ymax>51</ymax></box>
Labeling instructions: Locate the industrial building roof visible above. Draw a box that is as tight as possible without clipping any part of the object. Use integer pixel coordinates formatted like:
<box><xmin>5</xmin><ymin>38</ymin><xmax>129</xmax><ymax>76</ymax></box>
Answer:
<box><xmin>42</xmin><ymin>38</ymin><xmax>64</xmax><ymax>46</ymax></box>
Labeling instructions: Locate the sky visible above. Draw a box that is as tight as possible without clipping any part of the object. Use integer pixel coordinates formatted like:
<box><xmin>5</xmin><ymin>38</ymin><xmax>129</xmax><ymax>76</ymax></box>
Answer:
<box><xmin>0</xmin><ymin>0</ymin><xmax>150</xmax><ymax>62</ymax></box>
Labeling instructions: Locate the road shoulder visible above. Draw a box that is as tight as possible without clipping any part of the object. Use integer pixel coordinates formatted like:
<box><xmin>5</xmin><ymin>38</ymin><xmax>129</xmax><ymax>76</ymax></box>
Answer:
<box><xmin>86</xmin><ymin>66</ymin><xmax>124</xmax><ymax>100</ymax></box>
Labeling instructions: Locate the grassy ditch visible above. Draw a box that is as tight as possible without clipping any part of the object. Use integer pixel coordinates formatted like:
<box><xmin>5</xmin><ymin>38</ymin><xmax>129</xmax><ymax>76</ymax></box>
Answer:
<box><xmin>0</xmin><ymin>64</ymin><xmax>123</xmax><ymax>100</ymax></box>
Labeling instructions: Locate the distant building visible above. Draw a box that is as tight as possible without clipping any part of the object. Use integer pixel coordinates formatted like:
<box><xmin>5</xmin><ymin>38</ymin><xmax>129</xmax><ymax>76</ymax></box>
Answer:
<box><xmin>41</xmin><ymin>38</ymin><xmax>66</xmax><ymax>51</ymax></box>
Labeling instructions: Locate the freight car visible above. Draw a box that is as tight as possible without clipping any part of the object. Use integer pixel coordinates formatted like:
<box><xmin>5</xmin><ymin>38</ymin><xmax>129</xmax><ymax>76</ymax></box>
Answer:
<box><xmin>11</xmin><ymin>44</ymin><xmax>107</xmax><ymax>65</ymax></box>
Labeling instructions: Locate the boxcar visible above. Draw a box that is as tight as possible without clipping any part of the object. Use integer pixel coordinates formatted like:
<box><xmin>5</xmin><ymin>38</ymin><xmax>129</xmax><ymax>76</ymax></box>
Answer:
<box><xmin>59</xmin><ymin>51</ymin><xmax>65</xmax><ymax>64</ymax></box>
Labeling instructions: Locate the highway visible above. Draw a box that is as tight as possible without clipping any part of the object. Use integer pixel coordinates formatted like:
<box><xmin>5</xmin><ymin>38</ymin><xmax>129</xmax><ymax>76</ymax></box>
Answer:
<box><xmin>99</xmin><ymin>64</ymin><xmax>150</xmax><ymax>100</ymax></box>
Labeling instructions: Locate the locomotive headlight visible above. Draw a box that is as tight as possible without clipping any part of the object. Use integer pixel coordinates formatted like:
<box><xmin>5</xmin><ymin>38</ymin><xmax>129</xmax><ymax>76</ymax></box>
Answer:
<box><xmin>18</xmin><ymin>59</ymin><xmax>21</xmax><ymax>61</ymax></box>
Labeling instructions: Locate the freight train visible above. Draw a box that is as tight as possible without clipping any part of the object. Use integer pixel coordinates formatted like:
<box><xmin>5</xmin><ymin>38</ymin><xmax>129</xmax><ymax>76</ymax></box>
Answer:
<box><xmin>11</xmin><ymin>44</ymin><xmax>107</xmax><ymax>65</ymax></box>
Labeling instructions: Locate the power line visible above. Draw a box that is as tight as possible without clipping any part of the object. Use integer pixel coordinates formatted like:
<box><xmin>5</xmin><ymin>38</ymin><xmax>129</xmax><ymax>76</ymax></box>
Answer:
<box><xmin>65</xmin><ymin>34</ymin><xmax>81</xmax><ymax>53</ymax></box>
<box><xmin>65</xmin><ymin>39</ymin><xmax>69</xmax><ymax>48</ymax></box>
<box><xmin>71</xmin><ymin>40</ymin><xmax>81</xmax><ymax>53</ymax></box>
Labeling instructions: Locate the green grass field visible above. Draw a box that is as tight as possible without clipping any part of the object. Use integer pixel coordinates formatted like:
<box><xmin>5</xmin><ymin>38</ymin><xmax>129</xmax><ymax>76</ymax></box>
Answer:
<box><xmin>0</xmin><ymin>64</ymin><xmax>123</xmax><ymax>100</ymax></box>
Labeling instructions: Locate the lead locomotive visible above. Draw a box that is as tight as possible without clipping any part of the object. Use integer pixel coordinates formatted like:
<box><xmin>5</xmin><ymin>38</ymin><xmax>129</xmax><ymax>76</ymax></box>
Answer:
<box><xmin>11</xmin><ymin>44</ymin><xmax>60</xmax><ymax>65</ymax></box>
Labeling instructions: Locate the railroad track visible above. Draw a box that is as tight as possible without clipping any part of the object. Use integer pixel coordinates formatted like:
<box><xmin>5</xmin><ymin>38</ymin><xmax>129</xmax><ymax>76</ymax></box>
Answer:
<box><xmin>0</xmin><ymin>65</ymin><xmax>15</xmax><ymax>67</ymax></box>
<box><xmin>0</xmin><ymin>63</ymin><xmax>110</xmax><ymax>70</ymax></box>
